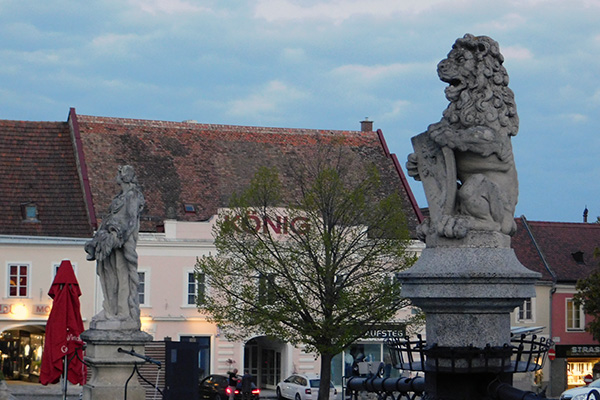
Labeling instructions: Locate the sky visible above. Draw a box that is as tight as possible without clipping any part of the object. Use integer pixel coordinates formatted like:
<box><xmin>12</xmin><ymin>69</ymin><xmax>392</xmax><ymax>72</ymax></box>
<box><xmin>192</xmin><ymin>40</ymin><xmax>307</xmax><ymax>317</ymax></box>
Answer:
<box><xmin>0</xmin><ymin>0</ymin><xmax>599</xmax><ymax>223</ymax></box>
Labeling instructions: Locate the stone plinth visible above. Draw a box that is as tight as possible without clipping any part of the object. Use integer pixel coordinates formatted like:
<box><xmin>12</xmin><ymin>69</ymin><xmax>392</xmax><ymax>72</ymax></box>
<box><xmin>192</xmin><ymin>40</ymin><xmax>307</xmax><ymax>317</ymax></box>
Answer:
<box><xmin>81</xmin><ymin>329</ymin><xmax>153</xmax><ymax>400</ymax></box>
<box><xmin>397</xmin><ymin>232</ymin><xmax>540</xmax><ymax>399</ymax></box>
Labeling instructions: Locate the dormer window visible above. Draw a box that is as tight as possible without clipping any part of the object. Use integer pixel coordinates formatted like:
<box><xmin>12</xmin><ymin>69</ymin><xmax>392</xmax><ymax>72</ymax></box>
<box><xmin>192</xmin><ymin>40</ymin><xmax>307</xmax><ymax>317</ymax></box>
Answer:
<box><xmin>183</xmin><ymin>204</ymin><xmax>197</xmax><ymax>214</ymax></box>
<box><xmin>21</xmin><ymin>202</ymin><xmax>39</xmax><ymax>222</ymax></box>
<box><xmin>572</xmin><ymin>251</ymin><xmax>585</xmax><ymax>264</ymax></box>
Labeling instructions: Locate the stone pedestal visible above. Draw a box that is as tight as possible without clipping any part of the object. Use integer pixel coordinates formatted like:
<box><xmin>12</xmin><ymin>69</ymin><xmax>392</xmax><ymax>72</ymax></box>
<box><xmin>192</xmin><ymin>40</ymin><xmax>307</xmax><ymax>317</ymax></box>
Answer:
<box><xmin>81</xmin><ymin>329</ymin><xmax>153</xmax><ymax>400</ymax></box>
<box><xmin>397</xmin><ymin>232</ymin><xmax>540</xmax><ymax>399</ymax></box>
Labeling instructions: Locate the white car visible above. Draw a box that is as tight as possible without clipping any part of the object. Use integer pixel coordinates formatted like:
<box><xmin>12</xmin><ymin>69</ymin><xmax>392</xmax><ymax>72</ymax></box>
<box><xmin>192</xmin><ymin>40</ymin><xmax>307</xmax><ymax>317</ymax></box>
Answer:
<box><xmin>276</xmin><ymin>374</ymin><xmax>337</xmax><ymax>400</ymax></box>
<box><xmin>560</xmin><ymin>379</ymin><xmax>600</xmax><ymax>400</ymax></box>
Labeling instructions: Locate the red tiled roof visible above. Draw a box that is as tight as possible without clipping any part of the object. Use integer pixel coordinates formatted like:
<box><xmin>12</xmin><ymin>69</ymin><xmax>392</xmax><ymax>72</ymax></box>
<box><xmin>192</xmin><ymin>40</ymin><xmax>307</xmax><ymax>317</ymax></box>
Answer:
<box><xmin>511</xmin><ymin>218</ymin><xmax>555</xmax><ymax>281</ymax></box>
<box><xmin>0</xmin><ymin>119</ymin><xmax>92</xmax><ymax>237</ymax></box>
<box><xmin>72</xmin><ymin>111</ymin><xmax>422</xmax><ymax>235</ymax></box>
<box><xmin>511</xmin><ymin>217</ymin><xmax>600</xmax><ymax>282</ymax></box>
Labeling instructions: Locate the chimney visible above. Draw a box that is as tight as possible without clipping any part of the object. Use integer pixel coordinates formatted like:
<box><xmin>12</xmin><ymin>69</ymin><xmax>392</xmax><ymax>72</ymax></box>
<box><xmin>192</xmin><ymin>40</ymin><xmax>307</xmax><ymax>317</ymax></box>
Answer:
<box><xmin>360</xmin><ymin>118</ymin><xmax>373</xmax><ymax>132</ymax></box>
<box><xmin>584</xmin><ymin>206</ymin><xmax>589</xmax><ymax>223</ymax></box>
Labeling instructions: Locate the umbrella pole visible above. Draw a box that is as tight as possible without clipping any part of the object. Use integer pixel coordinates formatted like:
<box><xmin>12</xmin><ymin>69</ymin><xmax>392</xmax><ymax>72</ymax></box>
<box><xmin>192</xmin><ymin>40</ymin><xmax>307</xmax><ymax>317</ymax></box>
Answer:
<box><xmin>62</xmin><ymin>354</ymin><xmax>68</xmax><ymax>400</ymax></box>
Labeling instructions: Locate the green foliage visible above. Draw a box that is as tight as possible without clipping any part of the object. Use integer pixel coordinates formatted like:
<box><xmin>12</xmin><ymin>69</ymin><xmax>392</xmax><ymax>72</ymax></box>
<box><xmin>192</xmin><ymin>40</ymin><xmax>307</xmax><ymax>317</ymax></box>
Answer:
<box><xmin>574</xmin><ymin>247</ymin><xmax>600</xmax><ymax>341</ymax></box>
<box><xmin>196</xmin><ymin>145</ymin><xmax>416</xmax><ymax>399</ymax></box>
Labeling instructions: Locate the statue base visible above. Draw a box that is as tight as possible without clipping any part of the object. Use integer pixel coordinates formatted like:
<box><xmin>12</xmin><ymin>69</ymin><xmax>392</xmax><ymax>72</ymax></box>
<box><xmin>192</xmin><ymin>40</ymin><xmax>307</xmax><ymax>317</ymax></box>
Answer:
<box><xmin>90</xmin><ymin>318</ymin><xmax>141</xmax><ymax>331</ymax></box>
<box><xmin>81</xmin><ymin>329</ymin><xmax>153</xmax><ymax>400</ymax></box>
<box><xmin>397</xmin><ymin>231</ymin><xmax>540</xmax><ymax>399</ymax></box>
<box><xmin>90</xmin><ymin>309</ymin><xmax>142</xmax><ymax>331</ymax></box>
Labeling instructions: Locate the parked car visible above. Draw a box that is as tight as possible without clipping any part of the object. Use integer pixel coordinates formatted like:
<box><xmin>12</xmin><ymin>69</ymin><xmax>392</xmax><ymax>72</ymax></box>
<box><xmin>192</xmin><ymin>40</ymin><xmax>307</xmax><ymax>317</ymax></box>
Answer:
<box><xmin>560</xmin><ymin>379</ymin><xmax>600</xmax><ymax>400</ymax></box>
<box><xmin>276</xmin><ymin>374</ymin><xmax>337</xmax><ymax>400</ymax></box>
<box><xmin>199</xmin><ymin>374</ymin><xmax>260</xmax><ymax>400</ymax></box>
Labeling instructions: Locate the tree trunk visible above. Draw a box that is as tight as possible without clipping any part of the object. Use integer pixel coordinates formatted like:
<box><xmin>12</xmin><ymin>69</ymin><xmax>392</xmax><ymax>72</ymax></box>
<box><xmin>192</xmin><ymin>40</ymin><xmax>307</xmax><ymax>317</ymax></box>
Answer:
<box><xmin>318</xmin><ymin>352</ymin><xmax>335</xmax><ymax>400</ymax></box>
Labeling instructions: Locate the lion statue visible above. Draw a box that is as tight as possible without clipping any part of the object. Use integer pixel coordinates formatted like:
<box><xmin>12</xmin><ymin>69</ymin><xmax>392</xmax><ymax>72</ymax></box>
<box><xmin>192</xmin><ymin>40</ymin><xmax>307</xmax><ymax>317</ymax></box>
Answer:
<box><xmin>407</xmin><ymin>34</ymin><xmax>519</xmax><ymax>240</ymax></box>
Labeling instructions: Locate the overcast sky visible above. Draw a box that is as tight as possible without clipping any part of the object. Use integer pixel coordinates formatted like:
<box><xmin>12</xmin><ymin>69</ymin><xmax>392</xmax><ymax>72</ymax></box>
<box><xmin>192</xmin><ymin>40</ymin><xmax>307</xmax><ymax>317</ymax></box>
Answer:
<box><xmin>1</xmin><ymin>0</ymin><xmax>599</xmax><ymax>223</ymax></box>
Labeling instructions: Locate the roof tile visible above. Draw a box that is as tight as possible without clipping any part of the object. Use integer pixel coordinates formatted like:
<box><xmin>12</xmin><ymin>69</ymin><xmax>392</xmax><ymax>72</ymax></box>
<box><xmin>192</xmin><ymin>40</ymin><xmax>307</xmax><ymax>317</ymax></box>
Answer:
<box><xmin>74</xmin><ymin>114</ymin><xmax>421</xmax><ymax>235</ymax></box>
<box><xmin>0</xmin><ymin>119</ymin><xmax>92</xmax><ymax>237</ymax></box>
<box><xmin>512</xmin><ymin>217</ymin><xmax>600</xmax><ymax>282</ymax></box>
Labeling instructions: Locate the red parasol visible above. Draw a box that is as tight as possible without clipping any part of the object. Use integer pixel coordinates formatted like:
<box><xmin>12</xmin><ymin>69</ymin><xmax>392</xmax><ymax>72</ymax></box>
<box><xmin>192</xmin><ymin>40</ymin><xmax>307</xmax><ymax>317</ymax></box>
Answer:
<box><xmin>40</xmin><ymin>259</ymin><xmax>87</xmax><ymax>388</ymax></box>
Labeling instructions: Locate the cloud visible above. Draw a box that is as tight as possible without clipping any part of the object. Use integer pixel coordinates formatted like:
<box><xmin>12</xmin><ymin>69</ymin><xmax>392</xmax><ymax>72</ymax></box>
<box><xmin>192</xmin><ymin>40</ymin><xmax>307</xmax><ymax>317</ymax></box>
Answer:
<box><xmin>128</xmin><ymin>0</ymin><xmax>208</xmax><ymax>15</ymax></box>
<box><xmin>593</xmin><ymin>89</ymin><xmax>600</xmax><ymax>103</ymax></box>
<box><xmin>3</xmin><ymin>22</ymin><xmax>45</xmax><ymax>42</ymax></box>
<box><xmin>474</xmin><ymin>12</ymin><xmax>527</xmax><ymax>31</ymax></box>
<box><xmin>254</xmin><ymin>0</ymin><xmax>446</xmax><ymax>23</ymax></box>
<box><xmin>501</xmin><ymin>45</ymin><xmax>534</xmax><ymax>61</ymax></box>
<box><xmin>331</xmin><ymin>62</ymin><xmax>429</xmax><ymax>82</ymax></box>
<box><xmin>380</xmin><ymin>99</ymin><xmax>411</xmax><ymax>120</ymax></box>
<box><xmin>281</xmin><ymin>48</ymin><xmax>307</xmax><ymax>63</ymax></box>
<box><xmin>227</xmin><ymin>80</ymin><xmax>309</xmax><ymax>118</ymax></box>
<box><xmin>90</xmin><ymin>33</ymin><xmax>149</xmax><ymax>56</ymax></box>
<box><xmin>560</xmin><ymin>113</ymin><xmax>589</xmax><ymax>123</ymax></box>
<box><xmin>0</xmin><ymin>88</ymin><xmax>58</xmax><ymax>111</ymax></box>
<box><xmin>0</xmin><ymin>48</ymin><xmax>83</xmax><ymax>72</ymax></box>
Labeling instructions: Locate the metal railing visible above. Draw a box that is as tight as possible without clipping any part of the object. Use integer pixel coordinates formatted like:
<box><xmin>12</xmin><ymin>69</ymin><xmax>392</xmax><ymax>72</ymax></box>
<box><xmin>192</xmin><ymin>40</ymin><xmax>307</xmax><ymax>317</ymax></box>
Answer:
<box><xmin>386</xmin><ymin>334</ymin><xmax>553</xmax><ymax>374</ymax></box>
<box><xmin>342</xmin><ymin>334</ymin><xmax>553</xmax><ymax>400</ymax></box>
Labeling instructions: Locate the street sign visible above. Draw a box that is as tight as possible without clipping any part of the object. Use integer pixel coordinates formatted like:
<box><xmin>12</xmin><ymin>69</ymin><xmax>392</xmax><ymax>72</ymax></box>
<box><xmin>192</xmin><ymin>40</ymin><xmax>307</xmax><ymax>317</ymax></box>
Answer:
<box><xmin>548</xmin><ymin>348</ymin><xmax>556</xmax><ymax>361</ymax></box>
<box><xmin>585</xmin><ymin>374</ymin><xmax>594</xmax><ymax>385</ymax></box>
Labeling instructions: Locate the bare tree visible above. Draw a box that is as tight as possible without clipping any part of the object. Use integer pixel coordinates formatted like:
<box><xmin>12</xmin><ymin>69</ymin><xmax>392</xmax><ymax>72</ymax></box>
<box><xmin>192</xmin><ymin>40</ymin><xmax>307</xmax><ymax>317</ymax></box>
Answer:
<box><xmin>196</xmin><ymin>145</ymin><xmax>417</xmax><ymax>400</ymax></box>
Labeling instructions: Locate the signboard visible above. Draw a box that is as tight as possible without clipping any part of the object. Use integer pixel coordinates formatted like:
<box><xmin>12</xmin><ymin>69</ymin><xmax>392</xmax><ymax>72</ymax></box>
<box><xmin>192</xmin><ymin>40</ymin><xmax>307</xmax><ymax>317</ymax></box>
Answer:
<box><xmin>584</xmin><ymin>374</ymin><xmax>594</xmax><ymax>385</ymax></box>
<box><xmin>548</xmin><ymin>348</ymin><xmax>556</xmax><ymax>361</ymax></box>
<box><xmin>223</xmin><ymin>212</ymin><xmax>310</xmax><ymax>235</ymax></box>
<box><xmin>0</xmin><ymin>304</ymin><xmax>51</xmax><ymax>317</ymax></box>
<box><xmin>556</xmin><ymin>345</ymin><xmax>600</xmax><ymax>358</ymax></box>
<box><xmin>33</xmin><ymin>304</ymin><xmax>52</xmax><ymax>315</ymax></box>
<box><xmin>362</xmin><ymin>324</ymin><xmax>405</xmax><ymax>339</ymax></box>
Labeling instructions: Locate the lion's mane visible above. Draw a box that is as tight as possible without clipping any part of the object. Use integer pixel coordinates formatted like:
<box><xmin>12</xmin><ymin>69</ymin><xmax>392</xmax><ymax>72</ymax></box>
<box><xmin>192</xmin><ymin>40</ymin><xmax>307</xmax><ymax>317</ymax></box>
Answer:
<box><xmin>431</xmin><ymin>34</ymin><xmax>518</xmax><ymax>161</ymax></box>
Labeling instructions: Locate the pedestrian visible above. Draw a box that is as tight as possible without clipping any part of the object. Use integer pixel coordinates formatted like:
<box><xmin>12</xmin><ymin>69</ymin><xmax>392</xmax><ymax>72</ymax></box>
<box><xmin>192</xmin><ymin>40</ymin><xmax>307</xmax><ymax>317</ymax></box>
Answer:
<box><xmin>241</xmin><ymin>370</ymin><xmax>253</xmax><ymax>400</ymax></box>
<box><xmin>227</xmin><ymin>368</ymin><xmax>239</xmax><ymax>400</ymax></box>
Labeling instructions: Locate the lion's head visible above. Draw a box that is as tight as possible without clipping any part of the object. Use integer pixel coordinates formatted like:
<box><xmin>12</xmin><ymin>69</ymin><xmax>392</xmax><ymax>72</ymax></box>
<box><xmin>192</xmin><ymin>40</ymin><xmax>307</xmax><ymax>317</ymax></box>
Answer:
<box><xmin>437</xmin><ymin>34</ymin><xmax>518</xmax><ymax>138</ymax></box>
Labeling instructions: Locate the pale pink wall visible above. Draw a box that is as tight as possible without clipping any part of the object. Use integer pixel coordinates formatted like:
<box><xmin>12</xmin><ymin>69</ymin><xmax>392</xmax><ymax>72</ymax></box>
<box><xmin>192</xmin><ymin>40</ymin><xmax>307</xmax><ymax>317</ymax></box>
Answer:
<box><xmin>0</xmin><ymin>241</ymin><xmax>97</xmax><ymax>331</ymax></box>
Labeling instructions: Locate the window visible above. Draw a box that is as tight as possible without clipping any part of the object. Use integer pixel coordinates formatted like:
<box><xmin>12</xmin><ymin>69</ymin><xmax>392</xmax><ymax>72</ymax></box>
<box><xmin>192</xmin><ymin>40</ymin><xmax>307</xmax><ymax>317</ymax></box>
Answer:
<box><xmin>184</xmin><ymin>204</ymin><xmax>197</xmax><ymax>214</ymax></box>
<box><xmin>517</xmin><ymin>298</ymin><xmax>534</xmax><ymax>322</ymax></box>
<box><xmin>331</xmin><ymin>342</ymin><xmax>388</xmax><ymax>386</ymax></box>
<box><xmin>21</xmin><ymin>203</ymin><xmax>39</xmax><ymax>222</ymax></box>
<box><xmin>383</xmin><ymin>274</ymin><xmax>401</xmax><ymax>298</ymax></box>
<box><xmin>138</xmin><ymin>271</ymin><xmax>148</xmax><ymax>306</ymax></box>
<box><xmin>186</xmin><ymin>271</ymin><xmax>205</xmax><ymax>306</ymax></box>
<box><xmin>8</xmin><ymin>264</ymin><xmax>29</xmax><ymax>297</ymax></box>
<box><xmin>258</xmin><ymin>273</ymin><xmax>276</xmax><ymax>305</ymax></box>
<box><xmin>567</xmin><ymin>298</ymin><xmax>584</xmax><ymax>331</ymax></box>
<box><xmin>187</xmin><ymin>272</ymin><xmax>196</xmax><ymax>305</ymax></box>
<box><xmin>196</xmin><ymin>272</ymin><xmax>205</xmax><ymax>305</ymax></box>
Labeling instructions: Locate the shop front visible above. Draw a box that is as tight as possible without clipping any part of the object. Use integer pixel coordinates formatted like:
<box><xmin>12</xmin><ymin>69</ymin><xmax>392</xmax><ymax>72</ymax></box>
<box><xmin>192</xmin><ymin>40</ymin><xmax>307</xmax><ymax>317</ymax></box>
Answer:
<box><xmin>0</xmin><ymin>325</ymin><xmax>45</xmax><ymax>381</ymax></box>
<box><xmin>331</xmin><ymin>325</ymin><xmax>406</xmax><ymax>387</ymax></box>
<box><xmin>556</xmin><ymin>344</ymin><xmax>600</xmax><ymax>388</ymax></box>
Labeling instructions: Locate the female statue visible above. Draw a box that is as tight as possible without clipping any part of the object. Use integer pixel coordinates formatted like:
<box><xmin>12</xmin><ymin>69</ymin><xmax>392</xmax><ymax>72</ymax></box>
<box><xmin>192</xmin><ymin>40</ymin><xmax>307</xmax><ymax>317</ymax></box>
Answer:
<box><xmin>85</xmin><ymin>165</ymin><xmax>145</xmax><ymax>330</ymax></box>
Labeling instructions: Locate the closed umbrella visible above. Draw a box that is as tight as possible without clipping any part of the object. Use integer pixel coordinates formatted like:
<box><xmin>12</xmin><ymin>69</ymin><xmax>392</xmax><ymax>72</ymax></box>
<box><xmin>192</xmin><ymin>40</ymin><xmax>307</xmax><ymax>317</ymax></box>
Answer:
<box><xmin>40</xmin><ymin>259</ymin><xmax>87</xmax><ymax>397</ymax></box>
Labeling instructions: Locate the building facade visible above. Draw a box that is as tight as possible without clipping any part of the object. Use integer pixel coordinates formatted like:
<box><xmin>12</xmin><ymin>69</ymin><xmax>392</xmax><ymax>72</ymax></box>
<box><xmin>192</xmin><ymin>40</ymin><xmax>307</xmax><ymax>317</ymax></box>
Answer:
<box><xmin>510</xmin><ymin>216</ymin><xmax>600</xmax><ymax>397</ymax></box>
<box><xmin>0</xmin><ymin>108</ymin><xmax>424</xmax><ymax>388</ymax></box>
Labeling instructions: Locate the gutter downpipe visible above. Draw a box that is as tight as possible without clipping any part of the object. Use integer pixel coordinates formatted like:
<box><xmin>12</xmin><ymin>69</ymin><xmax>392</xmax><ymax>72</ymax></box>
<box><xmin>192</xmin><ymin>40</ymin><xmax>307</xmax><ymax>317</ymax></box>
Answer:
<box><xmin>520</xmin><ymin>215</ymin><xmax>557</xmax><ymax>393</ymax></box>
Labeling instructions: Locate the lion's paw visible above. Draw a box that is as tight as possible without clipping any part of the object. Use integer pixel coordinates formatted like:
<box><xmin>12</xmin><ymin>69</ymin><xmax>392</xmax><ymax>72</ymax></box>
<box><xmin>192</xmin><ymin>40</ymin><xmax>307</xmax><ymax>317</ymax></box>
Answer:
<box><xmin>437</xmin><ymin>215</ymin><xmax>469</xmax><ymax>239</ymax></box>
